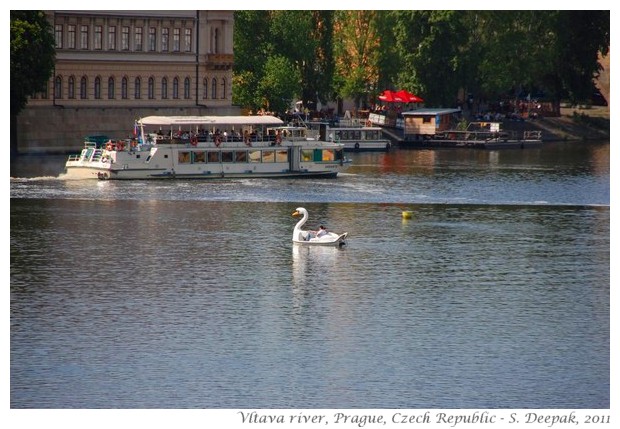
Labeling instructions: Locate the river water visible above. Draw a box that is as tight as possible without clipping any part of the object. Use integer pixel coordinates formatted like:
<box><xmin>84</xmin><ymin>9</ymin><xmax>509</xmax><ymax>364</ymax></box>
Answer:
<box><xmin>10</xmin><ymin>141</ymin><xmax>610</xmax><ymax>410</ymax></box>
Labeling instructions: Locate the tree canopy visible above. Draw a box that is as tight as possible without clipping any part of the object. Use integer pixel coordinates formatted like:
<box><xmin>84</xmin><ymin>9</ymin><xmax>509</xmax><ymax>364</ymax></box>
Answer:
<box><xmin>234</xmin><ymin>10</ymin><xmax>610</xmax><ymax>114</ymax></box>
<box><xmin>10</xmin><ymin>11</ymin><xmax>56</xmax><ymax>117</ymax></box>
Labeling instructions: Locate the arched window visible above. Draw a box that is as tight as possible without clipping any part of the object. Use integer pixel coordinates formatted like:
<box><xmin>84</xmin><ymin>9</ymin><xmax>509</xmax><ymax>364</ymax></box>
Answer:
<box><xmin>80</xmin><ymin>76</ymin><xmax>88</xmax><ymax>99</ymax></box>
<box><xmin>134</xmin><ymin>77</ymin><xmax>141</xmax><ymax>99</ymax></box>
<box><xmin>184</xmin><ymin>77</ymin><xmax>190</xmax><ymax>99</ymax></box>
<box><xmin>108</xmin><ymin>77</ymin><xmax>115</xmax><ymax>99</ymax></box>
<box><xmin>148</xmin><ymin>77</ymin><xmax>155</xmax><ymax>99</ymax></box>
<box><xmin>121</xmin><ymin>77</ymin><xmax>128</xmax><ymax>99</ymax></box>
<box><xmin>68</xmin><ymin>76</ymin><xmax>75</xmax><ymax>99</ymax></box>
<box><xmin>221</xmin><ymin>78</ymin><xmax>226</xmax><ymax>99</ymax></box>
<box><xmin>55</xmin><ymin>76</ymin><xmax>62</xmax><ymax>99</ymax></box>
<box><xmin>162</xmin><ymin>77</ymin><xmax>168</xmax><ymax>99</ymax></box>
<box><xmin>94</xmin><ymin>76</ymin><xmax>101</xmax><ymax>99</ymax></box>
<box><xmin>203</xmin><ymin>78</ymin><xmax>208</xmax><ymax>99</ymax></box>
<box><xmin>211</xmin><ymin>78</ymin><xmax>217</xmax><ymax>99</ymax></box>
<box><xmin>173</xmin><ymin>77</ymin><xmax>179</xmax><ymax>99</ymax></box>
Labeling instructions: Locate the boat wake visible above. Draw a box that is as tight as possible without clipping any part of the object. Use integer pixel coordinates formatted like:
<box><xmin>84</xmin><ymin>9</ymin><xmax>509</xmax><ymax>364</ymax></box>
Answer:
<box><xmin>10</xmin><ymin>175</ymin><xmax>63</xmax><ymax>182</ymax></box>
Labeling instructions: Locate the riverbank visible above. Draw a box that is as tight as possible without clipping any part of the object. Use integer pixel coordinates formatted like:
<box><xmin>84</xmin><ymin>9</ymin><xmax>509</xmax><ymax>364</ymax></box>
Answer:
<box><xmin>502</xmin><ymin>106</ymin><xmax>610</xmax><ymax>141</ymax></box>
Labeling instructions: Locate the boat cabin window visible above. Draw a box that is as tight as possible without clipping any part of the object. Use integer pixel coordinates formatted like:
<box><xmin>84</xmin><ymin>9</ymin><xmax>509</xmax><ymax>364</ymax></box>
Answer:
<box><xmin>321</xmin><ymin>149</ymin><xmax>335</xmax><ymax>162</ymax></box>
<box><xmin>193</xmin><ymin>151</ymin><xmax>206</xmax><ymax>163</ymax></box>
<box><xmin>235</xmin><ymin>151</ymin><xmax>248</xmax><ymax>162</ymax></box>
<box><xmin>365</xmin><ymin>130</ymin><xmax>379</xmax><ymax>140</ymax></box>
<box><xmin>276</xmin><ymin>150</ymin><xmax>288</xmax><ymax>162</ymax></box>
<box><xmin>262</xmin><ymin>150</ymin><xmax>276</xmax><ymax>163</ymax></box>
<box><xmin>207</xmin><ymin>151</ymin><xmax>220</xmax><ymax>163</ymax></box>
<box><xmin>301</xmin><ymin>149</ymin><xmax>313</xmax><ymax>162</ymax></box>
<box><xmin>249</xmin><ymin>150</ymin><xmax>262</xmax><ymax>163</ymax></box>
<box><xmin>222</xmin><ymin>151</ymin><xmax>234</xmax><ymax>163</ymax></box>
<box><xmin>178</xmin><ymin>151</ymin><xmax>191</xmax><ymax>163</ymax></box>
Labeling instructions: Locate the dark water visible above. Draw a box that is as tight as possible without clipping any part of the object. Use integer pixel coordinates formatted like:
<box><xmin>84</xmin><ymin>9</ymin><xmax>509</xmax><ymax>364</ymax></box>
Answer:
<box><xmin>10</xmin><ymin>142</ymin><xmax>610</xmax><ymax>409</ymax></box>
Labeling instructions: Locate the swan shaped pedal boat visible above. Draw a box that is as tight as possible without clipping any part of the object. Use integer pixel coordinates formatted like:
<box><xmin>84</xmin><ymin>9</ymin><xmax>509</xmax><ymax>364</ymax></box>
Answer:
<box><xmin>292</xmin><ymin>207</ymin><xmax>348</xmax><ymax>246</ymax></box>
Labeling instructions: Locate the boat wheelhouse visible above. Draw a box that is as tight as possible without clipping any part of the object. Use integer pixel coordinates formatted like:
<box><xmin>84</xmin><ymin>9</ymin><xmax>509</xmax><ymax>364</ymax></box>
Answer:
<box><xmin>64</xmin><ymin>115</ymin><xmax>351</xmax><ymax>180</ymax></box>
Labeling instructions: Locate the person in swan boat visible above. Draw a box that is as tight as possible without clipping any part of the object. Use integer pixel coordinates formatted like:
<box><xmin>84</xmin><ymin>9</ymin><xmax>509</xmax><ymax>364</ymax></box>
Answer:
<box><xmin>306</xmin><ymin>225</ymin><xmax>328</xmax><ymax>240</ymax></box>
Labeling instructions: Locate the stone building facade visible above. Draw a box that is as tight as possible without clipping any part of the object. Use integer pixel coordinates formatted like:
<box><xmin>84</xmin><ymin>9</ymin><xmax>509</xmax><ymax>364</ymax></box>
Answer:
<box><xmin>16</xmin><ymin>10</ymin><xmax>236</xmax><ymax>153</ymax></box>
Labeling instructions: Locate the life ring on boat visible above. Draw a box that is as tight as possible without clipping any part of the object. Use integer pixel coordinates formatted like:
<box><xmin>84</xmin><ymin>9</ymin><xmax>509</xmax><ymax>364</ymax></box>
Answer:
<box><xmin>190</xmin><ymin>136</ymin><xmax>198</xmax><ymax>146</ymax></box>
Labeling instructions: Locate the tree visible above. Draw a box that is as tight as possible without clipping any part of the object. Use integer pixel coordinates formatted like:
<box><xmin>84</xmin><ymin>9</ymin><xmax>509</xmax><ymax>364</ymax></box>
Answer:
<box><xmin>233</xmin><ymin>11</ymin><xmax>335</xmax><ymax>114</ymax></box>
<box><xmin>10</xmin><ymin>11</ymin><xmax>56</xmax><ymax>117</ymax></box>
<box><xmin>547</xmin><ymin>10</ymin><xmax>610</xmax><ymax>107</ymax></box>
<box><xmin>333</xmin><ymin>11</ymin><xmax>382</xmax><ymax>109</ymax></box>
<box><xmin>258</xmin><ymin>55</ymin><xmax>300</xmax><ymax>113</ymax></box>
<box><xmin>392</xmin><ymin>11</ymin><xmax>466</xmax><ymax>107</ymax></box>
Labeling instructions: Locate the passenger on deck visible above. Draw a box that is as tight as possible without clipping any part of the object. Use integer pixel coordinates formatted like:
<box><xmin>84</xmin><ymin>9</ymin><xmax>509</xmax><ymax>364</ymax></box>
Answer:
<box><xmin>316</xmin><ymin>225</ymin><xmax>328</xmax><ymax>238</ymax></box>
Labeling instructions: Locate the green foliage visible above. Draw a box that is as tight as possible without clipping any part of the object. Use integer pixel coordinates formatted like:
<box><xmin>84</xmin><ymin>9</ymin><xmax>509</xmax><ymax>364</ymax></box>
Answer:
<box><xmin>233</xmin><ymin>10</ymin><xmax>334</xmax><ymax>113</ymax></box>
<box><xmin>233</xmin><ymin>10</ymin><xmax>609</xmax><ymax>113</ymax></box>
<box><xmin>333</xmin><ymin>11</ymin><xmax>382</xmax><ymax>108</ymax></box>
<box><xmin>10</xmin><ymin>11</ymin><xmax>56</xmax><ymax>116</ymax></box>
<box><xmin>258</xmin><ymin>56</ymin><xmax>300</xmax><ymax>113</ymax></box>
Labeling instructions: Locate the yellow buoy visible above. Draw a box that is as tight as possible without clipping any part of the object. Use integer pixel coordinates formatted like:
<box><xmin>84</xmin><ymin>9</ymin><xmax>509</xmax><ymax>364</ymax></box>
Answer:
<box><xmin>402</xmin><ymin>210</ymin><xmax>413</xmax><ymax>219</ymax></box>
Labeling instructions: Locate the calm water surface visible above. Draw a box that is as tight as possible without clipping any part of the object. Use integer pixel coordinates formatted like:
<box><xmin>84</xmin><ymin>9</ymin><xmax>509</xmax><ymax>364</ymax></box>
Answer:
<box><xmin>10</xmin><ymin>142</ymin><xmax>610</xmax><ymax>409</ymax></box>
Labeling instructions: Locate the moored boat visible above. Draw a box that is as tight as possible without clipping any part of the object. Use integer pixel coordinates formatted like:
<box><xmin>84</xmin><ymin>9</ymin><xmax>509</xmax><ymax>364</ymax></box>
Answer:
<box><xmin>306</xmin><ymin>121</ymin><xmax>391</xmax><ymax>151</ymax></box>
<box><xmin>413</xmin><ymin>121</ymin><xmax>543</xmax><ymax>149</ymax></box>
<box><xmin>63</xmin><ymin>115</ymin><xmax>351</xmax><ymax>180</ymax></box>
<box><xmin>327</xmin><ymin>124</ymin><xmax>392</xmax><ymax>151</ymax></box>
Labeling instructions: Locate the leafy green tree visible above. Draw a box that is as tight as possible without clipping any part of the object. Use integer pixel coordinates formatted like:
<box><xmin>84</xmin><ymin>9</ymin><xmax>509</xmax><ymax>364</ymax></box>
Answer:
<box><xmin>258</xmin><ymin>55</ymin><xmax>300</xmax><ymax>113</ymax></box>
<box><xmin>302</xmin><ymin>11</ymin><xmax>334</xmax><ymax>108</ymax></box>
<box><xmin>392</xmin><ymin>10</ymin><xmax>466</xmax><ymax>107</ymax></box>
<box><xmin>546</xmin><ymin>10</ymin><xmax>610</xmax><ymax>108</ymax></box>
<box><xmin>333</xmin><ymin>10</ymin><xmax>382</xmax><ymax>108</ymax></box>
<box><xmin>234</xmin><ymin>10</ymin><xmax>609</xmax><ymax>114</ymax></box>
<box><xmin>375</xmin><ymin>11</ymin><xmax>400</xmax><ymax>95</ymax></box>
<box><xmin>233</xmin><ymin>11</ymin><xmax>334</xmax><ymax>113</ymax></box>
<box><xmin>10</xmin><ymin>11</ymin><xmax>56</xmax><ymax>117</ymax></box>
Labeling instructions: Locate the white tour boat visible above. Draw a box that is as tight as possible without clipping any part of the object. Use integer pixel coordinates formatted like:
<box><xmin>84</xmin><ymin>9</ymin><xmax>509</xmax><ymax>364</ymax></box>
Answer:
<box><xmin>64</xmin><ymin>115</ymin><xmax>351</xmax><ymax>180</ymax></box>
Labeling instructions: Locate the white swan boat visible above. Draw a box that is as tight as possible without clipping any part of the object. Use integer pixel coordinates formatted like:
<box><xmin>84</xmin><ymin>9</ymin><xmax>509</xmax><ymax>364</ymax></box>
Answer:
<box><xmin>64</xmin><ymin>115</ymin><xmax>351</xmax><ymax>180</ymax></box>
<box><xmin>292</xmin><ymin>207</ymin><xmax>348</xmax><ymax>246</ymax></box>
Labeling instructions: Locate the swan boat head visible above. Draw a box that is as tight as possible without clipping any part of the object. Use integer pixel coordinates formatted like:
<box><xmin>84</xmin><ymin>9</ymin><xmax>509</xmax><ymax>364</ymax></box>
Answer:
<box><xmin>291</xmin><ymin>207</ymin><xmax>347</xmax><ymax>246</ymax></box>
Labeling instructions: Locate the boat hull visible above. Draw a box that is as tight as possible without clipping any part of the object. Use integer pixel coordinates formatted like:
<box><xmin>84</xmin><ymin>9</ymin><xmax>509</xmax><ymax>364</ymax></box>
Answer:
<box><xmin>293</xmin><ymin>232</ymin><xmax>348</xmax><ymax>246</ymax></box>
<box><xmin>64</xmin><ymin>142</ymin><xmax>349</xmax><ymax>180</ymax></box>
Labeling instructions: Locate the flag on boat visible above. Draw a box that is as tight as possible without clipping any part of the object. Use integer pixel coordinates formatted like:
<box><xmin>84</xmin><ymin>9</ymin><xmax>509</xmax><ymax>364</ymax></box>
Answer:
<box><xmin>133</xmin><ymin>121</ymin><xmax>138</xmax><ymax>137</ymax></box>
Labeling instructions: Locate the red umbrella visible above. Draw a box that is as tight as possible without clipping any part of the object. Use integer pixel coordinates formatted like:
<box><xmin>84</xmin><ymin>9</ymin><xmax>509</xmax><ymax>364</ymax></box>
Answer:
<box><xmin>378</xmin><ymin>90</ymin><xmax>396</xmax><ymax>102</ymax></box>
<box><xmin>395</xmin><ymin>89</ymin><xmax>424</xmax><ymax>103</ymax></box>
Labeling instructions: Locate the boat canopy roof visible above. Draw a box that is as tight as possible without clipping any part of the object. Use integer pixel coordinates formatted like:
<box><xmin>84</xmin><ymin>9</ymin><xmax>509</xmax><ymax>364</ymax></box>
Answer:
<box><xmin>139</xmin><ymin>115</ymin><xmax>284</xmax><ymax>126</ymax></box>
<box><xmin>402</xmin><ymin>108</ymin><xmax>461</xmax><ymax>116</ymax></box>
